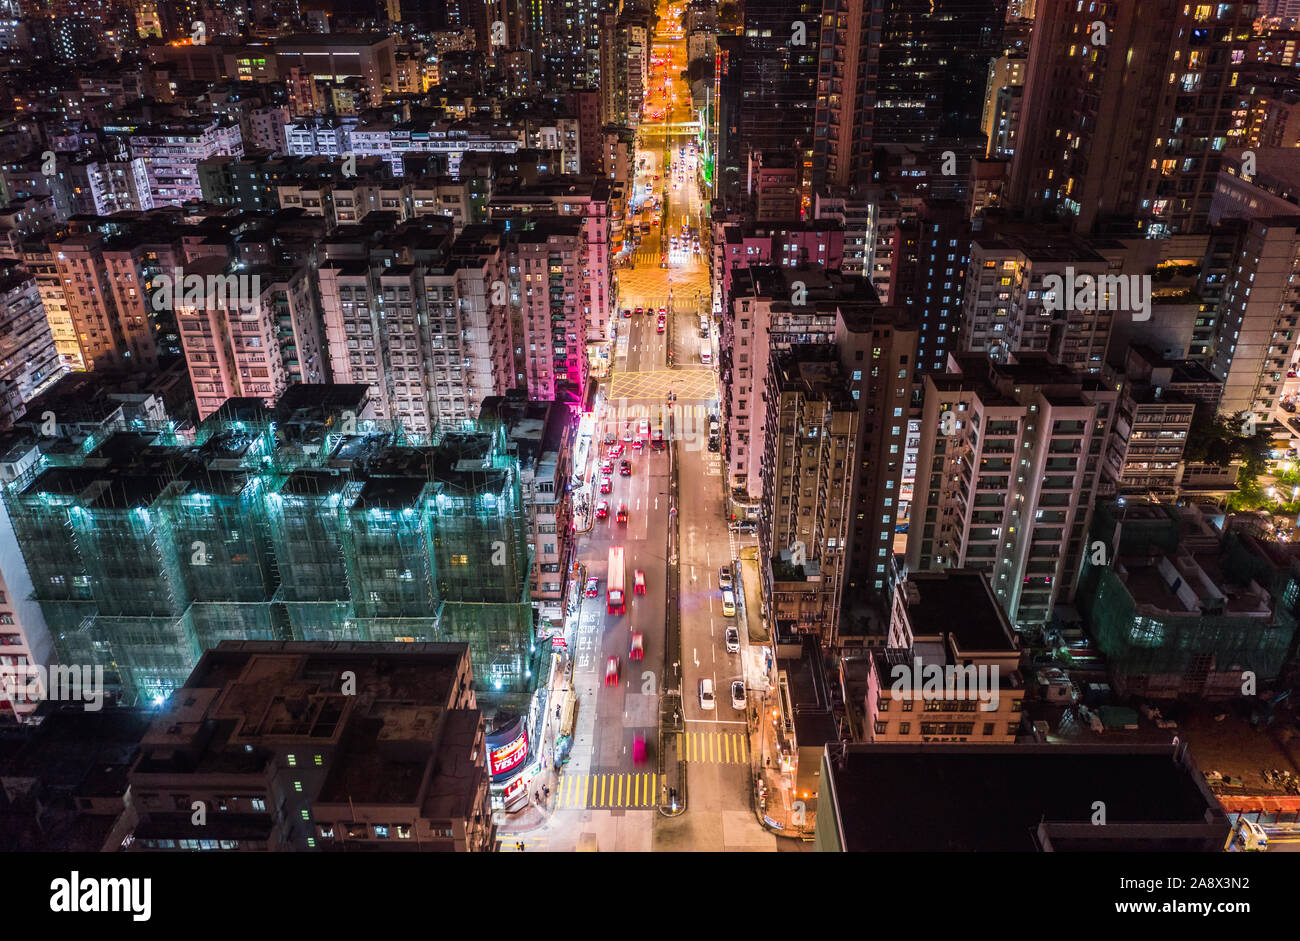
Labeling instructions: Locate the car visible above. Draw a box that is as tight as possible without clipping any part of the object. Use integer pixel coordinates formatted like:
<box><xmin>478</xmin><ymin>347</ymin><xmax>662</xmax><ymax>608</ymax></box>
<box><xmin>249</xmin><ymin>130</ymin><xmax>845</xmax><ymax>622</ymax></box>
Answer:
<box><xmin>656</xmin><ymin>319</ymin><xmax>665</xmax><ymax>334</ymax></box>
<box><xmin>600</xmin><ymin>459</ymin><xmax>613</xmax><ymax>475</ymax></box>
<box><xmin>699</xmin><ymin>678</ymin><xmax>715</xmax><ymax>710</ymax></box>
<box><xmin>595</xmin><ymin>500</ymin><xmax>609</xmax><ymax>519</ymax></box>
<box><xmin>650</xmin><ymin>429</ymin><xmax>666</xmax><ymax>451</ymax></box>
<box><xmin>616</xmin><ymin>504</ymin><xmax>628</xmax><ymax>525</ymax></box>
<box><xmin>631</xmin><ymin>436</ymin><xmax>644</xmax><ymax>450</ymax></box>
<box><xmin>608</xmin><ymin>442</ymin><xmax>624</xmax><ymax>458</ymax></box>
<box><xmin>632</xmin><ymin>731</ymin><xmax>647</xmax><ymax>765</ymax></box>
<box><xmin>630</xmin><ymin>632</ymin><xmax>644</xmax><ymax>660</ymax></box>
<box><xmin>619</xmin><ymin>459</ymin><xmax>632</xmax><ymax>476</ymax></box>
<box><xmin>623</xmin><ymin>427</ymin><xmax>634</xmax><ymax>443</ymax></box>
<box><xmin>894</xmin><ymin>522</ymin><xmax>909</xmax><ymax>534</ymax></box>
<box><xmin>658</xmin><ymin>306</ymin><xmax>667</xmax><ymax>315</ymax></box>
<box><xmin>708</xmin><ymin>436</ymin><xmax>720</xmax><ymax>452</ymax></box>
<box><xmin>718</xmin><ymin>566</ymin><xmax>733</xmax><ymax>591</ymax></box>
<box><xmin>605</xmin><ymin>656</ymin><xmax>621</xmax><ymax>686</ymax></box>
<box><xmin>725</xmin><ymin>625</ymin><xmax>739</xmax><ymax>653</ymax></box>
<box><xmin>622</xmin><ymin>307</ymin><xmax>631</xmax><ymax>318</ymax></box>
<box><xmin>634</xmin><ymin>306</ymin><xmax>643</xmax><ymax>316</ymax></box>
<box><xmin>730</xmin><ymin>520</ymin><xmax>758</xmax><ymax>534</ymax></box>
<box><xmin>638</xmin><ymin>419</ymin><xmax>650</xmax><ymax>437</ymax></box>
<box><xmin>599</xmin><ymin>476</ymin><xmax>612</xmax><ymax>494</ymax></box>
<box><xmin>603</xmin><ymin>432</ymin><xmax>616</xmax><ymax>447</ymax></box>
<box><xmin>721</xmin><ymin>589</ymin><xmax>736</xmax><ymax>617</ymax></box>
<box><xmin>731</xmin><ymin>681</ymin><xmax>746</xmax><ymax>711</ymax></box>
<box><xmin>585</xmin><ymin>577</ymin><xmax>599</xmax><ymax>597</ymax></box>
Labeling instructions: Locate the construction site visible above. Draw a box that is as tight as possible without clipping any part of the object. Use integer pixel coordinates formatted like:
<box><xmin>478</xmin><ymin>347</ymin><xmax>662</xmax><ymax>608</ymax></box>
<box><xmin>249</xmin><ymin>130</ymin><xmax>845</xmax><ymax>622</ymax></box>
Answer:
<box><xmin>2</xmin><ymin>386</ymin><xmax>543</xmax><ymax>708</ymax></box>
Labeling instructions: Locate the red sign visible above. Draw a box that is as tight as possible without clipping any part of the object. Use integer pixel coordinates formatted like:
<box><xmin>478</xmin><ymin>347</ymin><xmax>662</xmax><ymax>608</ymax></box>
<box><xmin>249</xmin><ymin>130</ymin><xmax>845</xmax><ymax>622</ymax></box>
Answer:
<box><xmin>552</xmin><ymin>638</ymin><xmax>567</xmax><ymax>648</ymax></box>
<box><xmin>488</xmin><ymin>730</ymin><xmax>529</xmax><ymax>777</ymax></box>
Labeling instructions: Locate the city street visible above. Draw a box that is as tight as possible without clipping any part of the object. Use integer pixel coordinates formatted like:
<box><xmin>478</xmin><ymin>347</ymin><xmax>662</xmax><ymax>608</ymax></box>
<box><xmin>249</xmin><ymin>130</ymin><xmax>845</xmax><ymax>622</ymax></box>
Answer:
<box><xmin>498</xmin><ymin>0</ymin><xmax>777</xmax><ymax>852</ymax></box>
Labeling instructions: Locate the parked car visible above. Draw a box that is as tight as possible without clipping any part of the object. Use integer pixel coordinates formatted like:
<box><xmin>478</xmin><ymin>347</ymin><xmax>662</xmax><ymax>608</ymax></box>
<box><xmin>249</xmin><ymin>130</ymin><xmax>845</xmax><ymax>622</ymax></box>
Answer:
<box><xmin>718</xmin><ymin>566</ymin><xmax>733</xmax><ymax>591</ymax></box>
<box><xmin>585</xmin><ymin>577</ymin><xmax>599</xmax><ymax>597</ymax></box>
<box><xmin>721</xmin><ymin>590</ymin><xmax>736</xmax><ymax>617</ymax></box>
<box><xmin>731</xmin><ymin>681</ymin><xmax>746</xmax><ymax>710</ymax></box>
<box><xmin>725</xmin><ymin>625</ymin><xmax>739</xmax><ymax>653</ymax></box>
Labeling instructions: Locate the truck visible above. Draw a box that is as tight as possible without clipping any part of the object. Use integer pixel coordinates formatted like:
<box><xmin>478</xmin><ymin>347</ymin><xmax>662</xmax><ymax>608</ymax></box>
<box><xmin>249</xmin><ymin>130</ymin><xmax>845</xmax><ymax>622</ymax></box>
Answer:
<box><xmin>607</xmin><ymin>546</ymin><xmax>626</xmax><ymax>615</ymax></box>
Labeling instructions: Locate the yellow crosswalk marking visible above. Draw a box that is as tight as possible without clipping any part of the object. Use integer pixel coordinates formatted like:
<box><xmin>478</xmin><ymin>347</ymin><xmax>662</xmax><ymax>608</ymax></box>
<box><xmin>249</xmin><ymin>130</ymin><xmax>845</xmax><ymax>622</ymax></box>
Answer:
<box><xmin>681</xmin><ymin>730</ymin><xmax>751</xmax><ymax>764</ymax></box>
<box><xmin>554</xmin><ymin>773</ymin><xmax>660</xmax><ymax>809</ymax></box>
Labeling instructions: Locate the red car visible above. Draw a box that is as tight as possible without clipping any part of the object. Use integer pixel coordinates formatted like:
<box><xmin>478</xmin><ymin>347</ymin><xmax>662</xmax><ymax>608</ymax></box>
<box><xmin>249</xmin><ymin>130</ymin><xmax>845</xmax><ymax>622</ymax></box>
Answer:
<box><xmin>634</xmin><ymin>307</ymin><xmax>643</xmax><ymax>316</ymax></box>
<box><xmin>656</xmin><ymin>320</ymin><xmax>665</xmax><ymax>334</ymax></box>
<box><xmin>595</xmin><ymin>500</ymin><xmax>609</xmax><ymax>519</ymax></box>
<box><xmin>605</xmin><ymin>656</ymin><xmax>620</xmax><ymax>687</ymax></box>
<box><xmin>585</xmin><ymin>577</ymin><xmax>599</xmax><ymax>597</ymax></box>
<box><xmin>608</xmin><ymin>443</ymin><xmax>624</xmax><ymax>459</ymax></box>
<box><xmin>599</xmin><ymin>476</ymin><xmax>612</xmax><ymax>494</ymax></box>
<box><xmin>616</xmin><ymin>504</ymin><xmax>628</xmax><ymax>525</ymax></box>
<box><xmin>600</xmin><ymin>459</ymin><xmax>613</xmax><ymax>475</ymax></box>
<box><xmin>631</xmin><ymin>437</ymin><xmax>644</xmax><ymax>451</ymax></box>
<box><xmin>630</xmin><ymin>632</ymin><xmax>644</xmax><ymax>661</ymax></box>
<box><xmin>619</xmin><ymin>460</ymin><xmax>631</xmax><ymax>477</ymax></box>
<box><xmin>634</xmin><ymin>570</ymin><xmax>646</xmax><ymax>595</ymax></box>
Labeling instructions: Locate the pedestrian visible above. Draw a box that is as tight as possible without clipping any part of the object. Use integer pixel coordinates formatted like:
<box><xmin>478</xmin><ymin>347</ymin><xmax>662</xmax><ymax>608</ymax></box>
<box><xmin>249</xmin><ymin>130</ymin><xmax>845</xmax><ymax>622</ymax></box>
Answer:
<box><xmin>543</xmin><ymin>785</ymin><xmax>550</xmax><ymax>798</ymax></box>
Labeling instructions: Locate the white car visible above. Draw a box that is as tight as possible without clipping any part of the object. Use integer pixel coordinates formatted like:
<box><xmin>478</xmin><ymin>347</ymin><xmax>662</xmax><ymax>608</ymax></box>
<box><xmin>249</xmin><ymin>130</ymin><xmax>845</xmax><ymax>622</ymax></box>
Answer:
<box><xmin>699</xmin><ymin>678</ymin><xmax>715</xmax><ymax>710</ymax></box>
<box><xmin>638</xmin><ymin>418</ymin><xmax>650</xmax><ymax>437</ymax></box>
<box><xmin>721</xmin><ymin>590</ymin><xmax>736</xmax><ymax>617</ymax></box>
<box><xmin>731</xmin><ymin>681</ymin><xmax>746</xmax><ymax>711</ymax></box>
<box><xmin>725</xmin><ymin>626</ymin><xmax>739</xmax><ymax>653</ymax></box>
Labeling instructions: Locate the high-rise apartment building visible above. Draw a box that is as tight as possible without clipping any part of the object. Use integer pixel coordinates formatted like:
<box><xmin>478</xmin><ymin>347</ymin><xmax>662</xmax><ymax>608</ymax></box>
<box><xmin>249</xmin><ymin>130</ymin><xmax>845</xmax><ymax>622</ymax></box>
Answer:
<box><xmin>128</xmin><ymin>120</ymin><xmax>245</xmax><ymax>207</ymax></box>
<box><xmin>1009</xmin><ymin>0</ymin><xmax>1255</xmax><ymax>235</ymax></box>
<box><xmin>813</xmin><ymin>0</ymin><xmax>1008</xmax><ymax>190</ymax></box>
<box><xmin>513</xmin><ymin>218</ymin><xmax>589</xmax><ymax>408</ymax></box>
<box><xmin>0</xmin><ymin>263</ymin><xmax>60</xmax><ymax>429</ymax></box>
<box><xmin>889</xmin><ymin>199</ymin><xmax>970</xmax><ymax>378</ymax></box>
<box><xmin>317</xmin><ymin>245</ymin><xmax>503</xmax><ymax>436</ymax></box>
<box><xmin>51</xmin><ymin>234</ymin><xmax>162</xmax><ymax>371</ymax></box>
<box><xmin>761</xmin><ymin>348</ymin><xmax>860</xmax><ymax>643</ymax></box>
<box><xmin>908</xmin><ymin>355</ymin><xmax>1118</xmax><ymax>630</ymax></box>
<box><xmin>725</xmin><ymin>0</ymin><xmax>820</xmax><ymax>212</ymax></box>
<box><xmin>725</xmin><ymin>266</ymin><xmax>917</xmax><ymax>615</ymax></box>
<box><xmin>1209</xmin><ymin>215</ymin><xmax>1300</xmax><ymax>424</ymax></box>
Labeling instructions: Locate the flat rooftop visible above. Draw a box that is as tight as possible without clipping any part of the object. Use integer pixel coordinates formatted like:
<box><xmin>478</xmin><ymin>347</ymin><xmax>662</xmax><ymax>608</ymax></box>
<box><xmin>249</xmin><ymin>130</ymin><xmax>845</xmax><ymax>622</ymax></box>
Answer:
<box><xmin>825</xmin><ymin>743</ymin><xmax>1227</xmax><ymax>851</ymax></box>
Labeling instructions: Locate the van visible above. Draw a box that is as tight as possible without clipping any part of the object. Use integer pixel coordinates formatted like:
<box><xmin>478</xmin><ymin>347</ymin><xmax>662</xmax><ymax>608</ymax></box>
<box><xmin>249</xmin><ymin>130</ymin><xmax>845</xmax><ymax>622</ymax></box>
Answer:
<box><xmin>721</xmin><ymin>589</ymin><xmax>736</xmax><ymax>617</ymax></box>
<box><xmin>699</xmin><ymin>678</ymin><xmax>716</xmax><ymax>710</ymax></box>
<box><xmin>700</xmin><ymin>342</ymin><xmax>712</xmax><ymax>365</ymax></box>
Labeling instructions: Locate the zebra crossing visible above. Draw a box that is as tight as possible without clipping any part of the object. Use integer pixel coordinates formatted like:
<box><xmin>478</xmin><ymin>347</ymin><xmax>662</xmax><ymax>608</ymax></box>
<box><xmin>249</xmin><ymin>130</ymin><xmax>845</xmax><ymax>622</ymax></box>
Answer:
<box><xmin>679</xmin><ymin>730</ymin><xmax>748</xmax><ymax>764</ymax></box>
<box><xmin>553</xmin><ymin>772</ymin><xmax>660</xmax><ymax>809</ymax></box>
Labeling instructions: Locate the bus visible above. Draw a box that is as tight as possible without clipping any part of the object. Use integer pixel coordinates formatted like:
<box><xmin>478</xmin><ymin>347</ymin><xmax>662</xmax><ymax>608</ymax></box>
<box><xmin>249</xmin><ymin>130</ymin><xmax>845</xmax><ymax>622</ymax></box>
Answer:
<box><xmin>607</xmin><ymin>546</ymin><xmax>626</xmax><ymax>615</ymax></box>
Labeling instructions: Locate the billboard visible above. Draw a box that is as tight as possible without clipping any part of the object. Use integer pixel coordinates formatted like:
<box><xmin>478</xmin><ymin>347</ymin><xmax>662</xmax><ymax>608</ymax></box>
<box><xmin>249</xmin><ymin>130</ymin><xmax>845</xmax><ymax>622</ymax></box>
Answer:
<box><xmin>486</xmin><ymin>714</ymin><xmax>530</xmax><ymax>780</ymax></box>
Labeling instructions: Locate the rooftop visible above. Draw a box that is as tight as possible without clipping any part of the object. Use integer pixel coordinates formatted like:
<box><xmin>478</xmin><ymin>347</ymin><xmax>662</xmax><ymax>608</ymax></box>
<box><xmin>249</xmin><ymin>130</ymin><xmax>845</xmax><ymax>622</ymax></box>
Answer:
<box><xmin>824</xmin><ymin>743</ymin><xmax>1228</xmax><ymax>851</ymax></box>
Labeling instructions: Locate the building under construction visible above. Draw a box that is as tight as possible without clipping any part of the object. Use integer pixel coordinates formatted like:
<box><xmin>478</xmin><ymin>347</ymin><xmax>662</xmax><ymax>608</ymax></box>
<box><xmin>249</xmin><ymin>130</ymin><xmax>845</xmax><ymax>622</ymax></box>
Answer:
<box><xmin>1077</xmin><ymin>501</ymin><xmax>1297</xmax><ymax>699</ymax></box>
<box><xmin>2</xmin><ymin>385</ymin><xmax>538</xmax><ymax>706</ymax></box>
